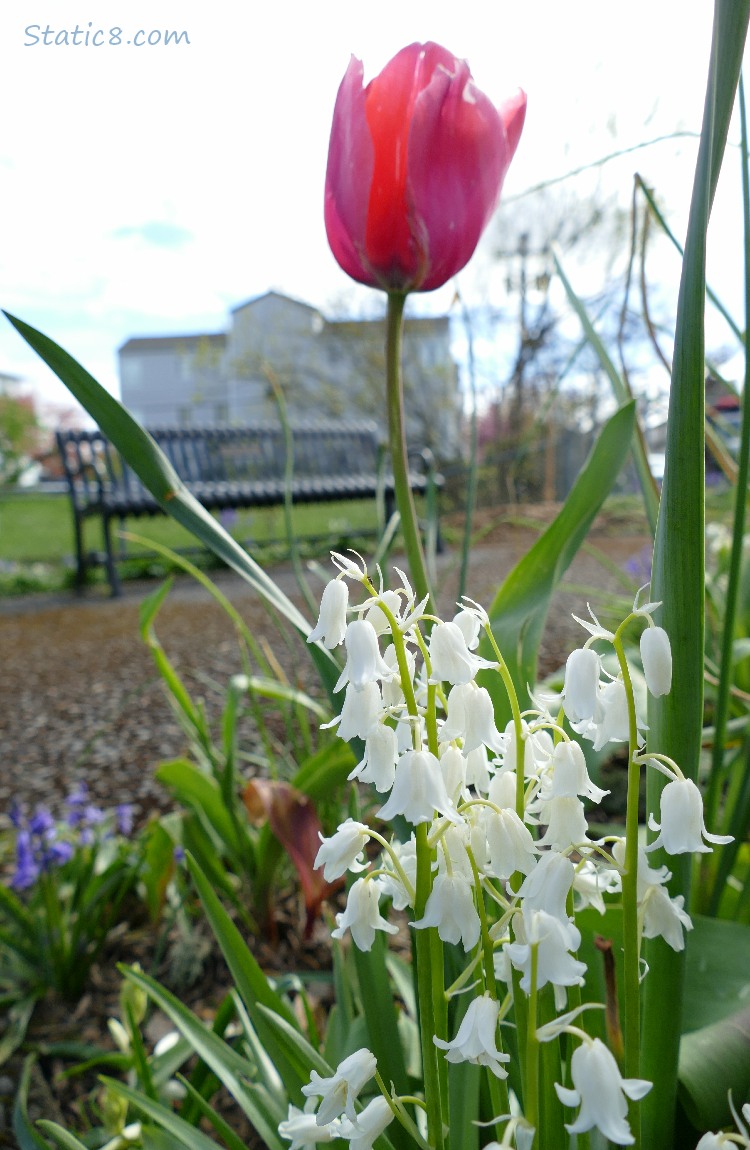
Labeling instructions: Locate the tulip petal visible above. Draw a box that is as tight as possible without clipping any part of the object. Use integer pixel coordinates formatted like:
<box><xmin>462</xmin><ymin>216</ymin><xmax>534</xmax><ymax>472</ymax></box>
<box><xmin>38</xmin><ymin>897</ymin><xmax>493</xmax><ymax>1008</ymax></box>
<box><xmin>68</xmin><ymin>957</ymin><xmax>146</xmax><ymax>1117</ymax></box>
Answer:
<box><xmin>407</xmin><ymin>61</ymin><xmax>514</xmax><ymax>290</ymax></box>
<box><xmin>324</xmin><ymin>55</ymin><xmax>376</xmax><ymax>287</ymax></box>
<box><xmin>363</xmin><ymin>42</ymin><xmax>458</xmax><ymax>289</ymax></box>
<box><xmin>499</xmin><ymin>89</ymin><xmax>528</xmax><ymax>162</ymax></box>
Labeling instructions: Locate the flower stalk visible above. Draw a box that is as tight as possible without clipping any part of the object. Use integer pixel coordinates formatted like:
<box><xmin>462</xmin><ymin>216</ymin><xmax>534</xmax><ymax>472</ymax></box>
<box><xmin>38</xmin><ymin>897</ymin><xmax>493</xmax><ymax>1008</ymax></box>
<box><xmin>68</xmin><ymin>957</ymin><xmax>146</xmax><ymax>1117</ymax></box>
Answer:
<box><xmin>386</xmin><ymin>291</ymin><xmax>433</xmax><ymax>612</ymax></box>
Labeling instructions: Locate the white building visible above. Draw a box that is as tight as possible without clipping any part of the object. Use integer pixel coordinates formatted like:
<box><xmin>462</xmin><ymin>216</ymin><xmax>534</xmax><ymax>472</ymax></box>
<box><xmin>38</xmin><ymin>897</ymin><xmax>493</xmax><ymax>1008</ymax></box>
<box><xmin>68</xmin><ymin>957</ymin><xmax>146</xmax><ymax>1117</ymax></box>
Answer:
<box><xmin>118</xmin><ymin>291</ymin><xmax>462</xmax><ymax>460</ymax></box>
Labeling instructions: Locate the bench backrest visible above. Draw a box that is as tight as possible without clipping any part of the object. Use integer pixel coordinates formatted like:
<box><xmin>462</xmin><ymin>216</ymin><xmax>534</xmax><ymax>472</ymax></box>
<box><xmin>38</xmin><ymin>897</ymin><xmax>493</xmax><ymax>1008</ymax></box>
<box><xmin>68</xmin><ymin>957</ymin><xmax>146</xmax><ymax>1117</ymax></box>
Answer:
<box><xmin>56</xmin><ymin>420</ymin><xmax>385</xmax><ymax>500</ymax></box>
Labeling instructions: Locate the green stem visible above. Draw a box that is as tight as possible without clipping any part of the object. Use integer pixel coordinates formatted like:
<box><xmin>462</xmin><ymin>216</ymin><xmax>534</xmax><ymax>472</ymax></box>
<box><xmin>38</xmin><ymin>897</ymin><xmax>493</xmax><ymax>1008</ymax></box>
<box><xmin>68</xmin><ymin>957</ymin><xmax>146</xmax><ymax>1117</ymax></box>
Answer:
<box><xmin>415</xmin><ymin>822</ymin><xmax>444</xmax><ymax>1150</ymax></box>
<box><xmin>386</xmin><ymin>292</ymin><xmax>433</xmax><ymax>612</ymax></box>
<box><xmin>525</xmin><ymin>942</ymin><xmax>540</xmax><ymax>1146</ymax></box>
<box><xmin>613</xmin><ymin>626</ymin><xmax>642</xmax><ymax>1150</ymax></box>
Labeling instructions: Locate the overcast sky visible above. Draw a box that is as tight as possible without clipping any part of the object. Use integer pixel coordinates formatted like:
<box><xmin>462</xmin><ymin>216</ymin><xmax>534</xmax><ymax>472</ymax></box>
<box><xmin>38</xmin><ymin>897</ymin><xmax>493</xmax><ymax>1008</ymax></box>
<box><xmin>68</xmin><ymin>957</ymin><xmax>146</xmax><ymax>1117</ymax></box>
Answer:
<box><xmin>0</xmin><ymin>0</ymin><xmax>742</xmax><ymax>412</ymax></box>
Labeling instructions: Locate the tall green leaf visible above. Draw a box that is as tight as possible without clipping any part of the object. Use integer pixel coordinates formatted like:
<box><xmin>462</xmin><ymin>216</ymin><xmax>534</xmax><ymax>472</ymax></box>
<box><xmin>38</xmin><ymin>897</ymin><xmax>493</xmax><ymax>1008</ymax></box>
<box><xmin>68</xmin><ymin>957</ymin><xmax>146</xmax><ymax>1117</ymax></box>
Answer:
<box><xmin>643</xmin><ymin>6</ymin><xmax>750</xmax><ymax>1146</ymax></box>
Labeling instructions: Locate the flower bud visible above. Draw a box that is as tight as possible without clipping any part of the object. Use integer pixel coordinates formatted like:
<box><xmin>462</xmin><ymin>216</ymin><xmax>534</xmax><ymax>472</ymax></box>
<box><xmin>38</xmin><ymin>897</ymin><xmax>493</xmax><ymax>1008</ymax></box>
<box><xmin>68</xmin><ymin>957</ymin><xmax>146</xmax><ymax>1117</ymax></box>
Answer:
<box><xmin>308</xmin><ymin>579</ymin><xmax>348</xmax><ymax>648</ymax></box>
<box><xmin>640</xmin><ymin>625</ymin><xmax>672</xmax><ymax>697</ymax></box>
<box><xmin>563</xmin><ymin>648</ymin><xmax>601</xmax><ymax>722</ymax></box>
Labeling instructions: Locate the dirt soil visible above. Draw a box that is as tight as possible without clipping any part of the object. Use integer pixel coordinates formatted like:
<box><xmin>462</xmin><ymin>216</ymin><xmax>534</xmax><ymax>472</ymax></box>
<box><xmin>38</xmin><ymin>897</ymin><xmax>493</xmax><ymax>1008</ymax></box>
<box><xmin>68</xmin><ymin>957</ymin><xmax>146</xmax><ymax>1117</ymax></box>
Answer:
<box><xmin>0</xmin><ymin>507</ymin><xmax>651</xmax><ymax>1143</ymax></box>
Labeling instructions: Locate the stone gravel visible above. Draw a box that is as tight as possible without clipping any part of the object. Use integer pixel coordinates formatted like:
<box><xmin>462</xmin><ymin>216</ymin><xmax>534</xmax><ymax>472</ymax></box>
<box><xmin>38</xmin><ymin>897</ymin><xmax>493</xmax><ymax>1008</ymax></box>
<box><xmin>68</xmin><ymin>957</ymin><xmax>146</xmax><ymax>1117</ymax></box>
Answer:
<box><xmin>0</xmin><ymin>522</ymin><xmax>650</xmax><ymax>827</ymax></box>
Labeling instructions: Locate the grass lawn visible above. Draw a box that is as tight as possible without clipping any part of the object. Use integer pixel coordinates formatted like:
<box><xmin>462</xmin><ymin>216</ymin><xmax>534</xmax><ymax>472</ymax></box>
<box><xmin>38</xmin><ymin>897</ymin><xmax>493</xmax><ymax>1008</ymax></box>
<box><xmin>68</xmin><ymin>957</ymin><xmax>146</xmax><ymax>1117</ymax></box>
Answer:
<box><xmin>0</xmin><ymin>490</ymin><xmax>384</xmax><ymax>589</ymax></box>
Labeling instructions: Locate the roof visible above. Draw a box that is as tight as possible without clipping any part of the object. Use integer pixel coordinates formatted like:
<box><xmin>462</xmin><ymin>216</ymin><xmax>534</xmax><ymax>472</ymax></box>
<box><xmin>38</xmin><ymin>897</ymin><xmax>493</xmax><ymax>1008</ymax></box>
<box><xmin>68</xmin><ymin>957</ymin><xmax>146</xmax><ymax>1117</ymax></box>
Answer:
<box><xmin>118</xmin><ymin>333</ymin><xmax>226</xmax><ymax>354</ymax></box>
<box><xmin>230</xmin><ymin>289</ymin><xmax>322</xmax><ymax>317</ymax></box>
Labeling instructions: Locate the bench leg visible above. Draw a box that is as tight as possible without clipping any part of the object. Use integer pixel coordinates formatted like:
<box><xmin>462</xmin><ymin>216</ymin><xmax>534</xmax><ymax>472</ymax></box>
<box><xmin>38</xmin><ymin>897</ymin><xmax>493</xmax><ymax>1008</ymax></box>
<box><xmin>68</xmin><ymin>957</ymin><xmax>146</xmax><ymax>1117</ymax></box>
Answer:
<box><xmin>102</xmin><ymin>515</ymin><xmax>122</xmax><ymax>597</ymax></box>
<box><xmin>72</xmin><ymin>511</ymin><xmax>87</xmax><ymax>596</ymax></box>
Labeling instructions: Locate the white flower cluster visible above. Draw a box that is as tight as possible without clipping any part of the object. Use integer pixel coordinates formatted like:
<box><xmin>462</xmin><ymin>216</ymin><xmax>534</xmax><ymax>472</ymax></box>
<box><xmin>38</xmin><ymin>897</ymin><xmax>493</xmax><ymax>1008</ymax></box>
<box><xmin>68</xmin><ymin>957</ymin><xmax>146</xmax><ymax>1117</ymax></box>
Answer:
<box><xmin>280</xmin><ymin>556</ymin><xmax>731</xmax><ymax>1148</ymax></box>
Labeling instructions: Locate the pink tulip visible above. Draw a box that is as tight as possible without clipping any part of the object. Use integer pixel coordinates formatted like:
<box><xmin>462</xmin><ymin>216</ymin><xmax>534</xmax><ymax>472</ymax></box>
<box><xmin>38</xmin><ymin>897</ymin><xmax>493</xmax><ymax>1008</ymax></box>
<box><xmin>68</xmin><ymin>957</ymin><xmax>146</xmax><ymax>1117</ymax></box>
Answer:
<box><xmin>325</xmin><ymin>42</ymin><xmax>526</xmax><ymax>293</ymax></box>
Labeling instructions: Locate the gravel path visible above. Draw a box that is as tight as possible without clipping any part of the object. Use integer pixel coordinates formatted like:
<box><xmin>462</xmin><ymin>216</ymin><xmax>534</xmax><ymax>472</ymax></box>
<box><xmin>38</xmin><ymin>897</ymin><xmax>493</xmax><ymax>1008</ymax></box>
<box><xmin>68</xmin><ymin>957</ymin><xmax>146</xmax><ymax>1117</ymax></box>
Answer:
<box><xmin>0</xmin><ymin>522</ymin><xmax>650</xmax><ymax>825</ymax></box>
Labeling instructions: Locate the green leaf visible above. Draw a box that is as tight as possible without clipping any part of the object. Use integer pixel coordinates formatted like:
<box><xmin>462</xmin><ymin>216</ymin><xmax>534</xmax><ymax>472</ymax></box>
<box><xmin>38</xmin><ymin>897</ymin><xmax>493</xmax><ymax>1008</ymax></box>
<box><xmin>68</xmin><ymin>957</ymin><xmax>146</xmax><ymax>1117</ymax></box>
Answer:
<box><xmin>352</xmin><ymin>932</ymin><xmax>410</xmax><ymax>1099</ymax></box>
<box><xmin>156</xmin><ymin>759</ymin><xmax>245</xmax><ymax>856</ymax></box>
<box><xmin>175</xmin><ymin>1075</ymin><xmax>249</xmax><ymax>1150</ymax></box>
<box><xmin>0</xmin><ymin>881</ymin><xmax>38</xmax><ymax>936</ymax></box>
<box><xmin>480</xmin><ymin>400</ymin><xmax>636</xmax><ymax>717</ymax></box>
<box><xmin>185</xmin><ymin>853</ymin><xmax>309</xmax><ymax>1094</ymax></box>
<box><xmin>116</xmin><ymin>969</ymin><xmax>286</xmax><ymax>1147</ymax></box>
<box><xmin>101</xmin><ymin>1076</ymin><xmax>260</xmax><ymax>1150</ymax></box>
<box><xmin>141</xmin><ymin>820</ymin><xmax>177</xmax><ymax>923</ymax></box>
<box><xmin>34</xmin><ymin>1124</ymin><xmax>88</xmax><ymax>1150</ymax></box>
<box><xmin>678</xmin><ymin>1008</ymin><xmax>750</xmax><ymax>1131</ymax></box>
<box><xmin>12</xmin><ymin>1056</ymin><xmax>52</xmax><ymax>1150</ymax></box>
<box><xmin>0</xmin><ymin>997</ymin><xmax>41</xmax><ymax>1066</ymax></box>
<box><xmin>291</xmin><ymin>740</ymin><xmax>358</xmax><ymax>802</ymax></box>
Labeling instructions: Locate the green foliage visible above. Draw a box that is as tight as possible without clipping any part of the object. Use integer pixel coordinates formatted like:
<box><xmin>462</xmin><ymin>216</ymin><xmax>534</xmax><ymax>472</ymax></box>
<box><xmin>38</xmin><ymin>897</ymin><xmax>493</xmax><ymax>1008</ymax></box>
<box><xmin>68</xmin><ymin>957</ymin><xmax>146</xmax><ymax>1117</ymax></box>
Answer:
<box><xmin>0</xmin><ymin>791</ymin><xmax>143</xmax><ymax>1064</ymax></box>
<box><xmin>479</xmin><ymin>399</ymin><xmax>636</xmax><ymax>722</ymax></box>
<box><xmin>136</xmin><ymin>564</ymin><xmax>355</xmax><ymax>933</ymax></box>
<box><xmin>0</xmin><ymin>393</ymin><xmax>40</xmax><ymax>486</ymax></box>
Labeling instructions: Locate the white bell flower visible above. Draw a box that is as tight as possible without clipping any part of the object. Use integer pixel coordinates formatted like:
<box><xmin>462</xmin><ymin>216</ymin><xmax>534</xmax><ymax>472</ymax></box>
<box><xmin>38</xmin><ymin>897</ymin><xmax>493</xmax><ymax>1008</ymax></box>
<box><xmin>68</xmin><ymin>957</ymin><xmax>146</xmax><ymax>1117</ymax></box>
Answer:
<box><xmin>452</xmin><ymin>607</ymin><xmax>482</xmax><ymax>650</ymax></box>
<box><xmin>308</xmin><ymin>579</ymin><xmax>349</xmax><ymax>649</ymax></box>
<box><xmin>517</xmin><ymin>852</ymin><xmax>575</xmax><ymax>922</ymax></box>
<box><xmin>314</xmin><ymin>820</ymin><xmax>370</xmax><ymax>882</ymax></box>
<box><xmin>363</xmin><ymin>589</ymin><xmax>402</xmax><ymax>635</ymax></box>
<box><xmin>487</xmin><ymin>769</ymin><xmax>519</xmax><ymax>810</ymax></box>
<box><xmin>378</xmin><ymin>835</ymin><xmax>417</xmax><ymax>911</ymax></box>
<box><xmin>536</xmin><ymin>795</ymin><xmax>591</xmax><ymax>853</ymax></box>
<box><xmin>429</xmin><ymin>621</ymin><xmax>493</xmax><ymax>685</ymax></box>
<box><xmin>433</xmin><ymin>993</ymin><xmax>509</xmax><ymax>1079</ymax></box>
<box><xmin>590</xmin><ymin>679</ymin><xmax>631</xmax><ymax>751</ymax></box>
<box><xmin>544</xmin><ymin>740</ymin><xmax>609</xmax><ymax>804</ymax></box>
<box><xmin>613</xmin><ymin>839</ymin><xmax>694</xmax><ymax>951</ymax></box>
<box><xmin>563</xmin><ymin>647</ymin><xmax>601</xmax><ymax>722</ymax></box>
<box><xmin>465</xmin><ymin>745</ymin><xmax>492</xmax><ymax>793</ymax></box>
<box><xmin>486</xmin><ymin>807</ymin><xmax>538</xmax><ymax>880</ymax></box>
<box><xmin>572</xmin><ymin>859</ymin><xmax>621</xmax><ymax>915</ymax></box>
<box><xmin>500</xmin><ymin>721</ymin><xmax>553</xmax><ymax>779</ymax></box>
<box><xmin>348</xmin><ymin>724</ymin><xmax>399</xmax><ymax>792</ymax></box>
<box><xmin>328</xmin><ymin>682</ymin><xmax>383</xmax><ymax>742</ymax></box>
<box><xmin>640</xmin><ymin>625</ymin><xmax>672</xmax><ymax>697</ymax></box>
<box><xmin>337</xmin><ymin>1096</ymin><xmax>395</xmax><ymax>1149</ymax></box>
<box><xmin>279</xmin><ymin>1099</ymin><xmax>341</xmax><ymax>1147</ymax></box>
<box><xmin>641</xmin><ymin>883</ymin><xmax>693</xmax><ymax>951</ymax></box>
<box><xmin>441</xmin><ymin>683</ymin><xmax>504</xmax><ymax>755</ymax></box>
<box><xmin>439</xmin><ymin>744</ymin><xmax>469</xmax><ymax>803</ymax></box>
<box><xmin>439</xmin><ymin>682</ymin><xmax>474</xmax><ymax>743</ymax></box>
<box><xmin>331</xmin><ymin>878</ymin><xmax>398</xmax><ymax>952</ymax></box>
<box><xmin>411</xmin><ymin>871</ymin><xmax>480</xmax><ymax>951</ymax></box>
<box><xmin>554</xmin><ymin>1037</ymin><xmax>651</xmax><ymax>1145</ymax></box>
<box><xmin>377</xmin><ymin>749</ymin><xmax>462</xmax><ymax>826</ymax></box>
<box><xmin>331</xmin><ymin>551</ymin><xmax>368</xmax><ymax>580</ymax></box>
<box><xmin>301</xmin><ymin>1047</ymin><xmax>378</xmax><ymax>1127</ymax></box>
<box><xmin>646</xmin><ymin>776</ymin><xmax>733</xmax><ymax>855</ymax></box>
<box><xmin>505</xmin><ymin>907</ymin><xmax>586</xmax><ymax>998</ymax></box>
<box><xmin>381</xmin><ymin>643</ymin><xmax>414</xmax><ymax>708</ymax></box>
<box><xmin>335</xmin><ymin>620</ymin><xmax>393</xmax><ymax>693</ymax></box>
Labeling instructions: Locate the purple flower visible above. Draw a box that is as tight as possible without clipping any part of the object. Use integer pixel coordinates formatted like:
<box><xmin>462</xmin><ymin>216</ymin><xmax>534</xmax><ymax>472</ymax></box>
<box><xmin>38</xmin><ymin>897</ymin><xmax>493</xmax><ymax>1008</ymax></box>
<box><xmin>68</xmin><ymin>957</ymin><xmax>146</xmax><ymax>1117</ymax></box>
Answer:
<box><xmin>28</xmin><ymin>808</ymin><xmax>54</xmax><ymax>836</ymax></box>
<box><xmin>11</xmin><ymin>830</ymin><xmax>40</xmax><ymax>890</ymax></box>
<box><xmin>115</xmin><ymin>804</ymin><xmax>135</xmax><ymax>836</ymax></box>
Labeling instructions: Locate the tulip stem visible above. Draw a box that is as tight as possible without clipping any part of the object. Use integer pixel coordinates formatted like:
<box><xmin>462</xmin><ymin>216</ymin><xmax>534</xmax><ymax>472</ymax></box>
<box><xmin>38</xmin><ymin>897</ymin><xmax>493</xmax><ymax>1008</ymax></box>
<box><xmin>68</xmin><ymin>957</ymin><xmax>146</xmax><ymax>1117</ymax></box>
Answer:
<box><xmin>386</xmin><ymin>291</ymin><xmax>434</xmax><ymax>613</ymax></box>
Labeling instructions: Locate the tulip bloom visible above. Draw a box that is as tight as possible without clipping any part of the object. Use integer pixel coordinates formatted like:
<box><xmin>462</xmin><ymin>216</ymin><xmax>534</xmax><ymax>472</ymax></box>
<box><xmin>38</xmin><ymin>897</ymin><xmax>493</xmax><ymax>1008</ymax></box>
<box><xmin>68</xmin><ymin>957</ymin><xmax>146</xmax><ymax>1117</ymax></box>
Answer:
<box><xmin>325</xmin><ymin>42</ymin><xmax>526</xmax><ymax>293</ymax></box>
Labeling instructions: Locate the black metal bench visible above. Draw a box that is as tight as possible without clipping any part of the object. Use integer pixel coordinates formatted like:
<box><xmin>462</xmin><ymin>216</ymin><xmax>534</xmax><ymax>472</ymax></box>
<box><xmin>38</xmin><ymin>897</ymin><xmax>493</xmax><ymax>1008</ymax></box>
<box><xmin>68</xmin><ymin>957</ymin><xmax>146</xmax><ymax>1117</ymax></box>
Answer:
<box><xmin>55</xmin><ymin>420</ymin><xmax>441</xmax><ymax>596</ymax></box>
